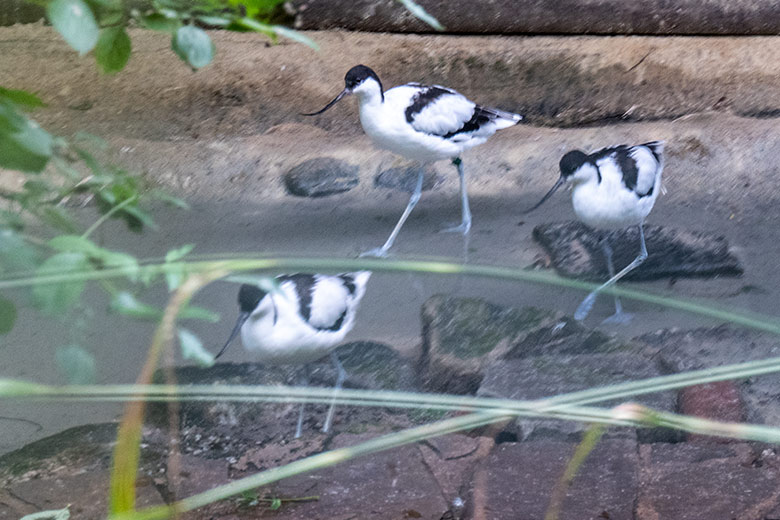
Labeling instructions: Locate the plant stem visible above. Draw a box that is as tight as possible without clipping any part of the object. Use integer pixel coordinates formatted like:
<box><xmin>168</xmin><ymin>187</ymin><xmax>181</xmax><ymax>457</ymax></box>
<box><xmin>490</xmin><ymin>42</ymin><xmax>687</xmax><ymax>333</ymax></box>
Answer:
<box><xmin>82</xmin><ymin>195</ymin><xmax>137</xmax><ymax>239</ymax></box>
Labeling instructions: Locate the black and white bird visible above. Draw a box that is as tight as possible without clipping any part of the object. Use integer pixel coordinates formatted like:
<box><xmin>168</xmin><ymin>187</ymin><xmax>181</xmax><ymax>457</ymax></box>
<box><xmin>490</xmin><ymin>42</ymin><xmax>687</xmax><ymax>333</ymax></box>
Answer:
<box><xmin>303</xmin><ymin>64</ymin><xmax>523</xmax><ymax>257</ymax></box>
<box><xmin>215</xmin><ymin>271</ymin><xmax>371</xmax><ymax>438</ymax></box>
<box><xmin>523</xmin><ymin>141</ymin><xmax>665</xmax><ymax>323</ymax></box>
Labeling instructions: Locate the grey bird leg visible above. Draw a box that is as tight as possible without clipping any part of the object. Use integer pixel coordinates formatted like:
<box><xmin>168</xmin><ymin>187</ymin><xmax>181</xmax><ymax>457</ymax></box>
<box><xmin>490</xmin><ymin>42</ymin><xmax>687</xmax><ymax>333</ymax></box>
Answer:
<box><xmin>575</xmin><ymin>223</ymin><xmax>648</xmax><ymax>322</ymax></box>
<box><xmin>294</xmin><ymin>365</ymin><xmax>310</xmax><ymax>439</ymax></box>
<box><xmin>322</xmin><ymin>351</ymin><xmax>346</xmax><ymax>434</ymax></box>
<box><xmin>600</xmin><ymin>237</ymin><xmax>633</xmax><ymax>324</ymax></box>
<box><xmin>360</xmin><ymin>169</ymin><xmax>424</xmax><ymax>257</ymax></box>
<box><xmin>440</xmin><ymin>157</ymin><xmax>472</xmax><ymax>235</ymax></box>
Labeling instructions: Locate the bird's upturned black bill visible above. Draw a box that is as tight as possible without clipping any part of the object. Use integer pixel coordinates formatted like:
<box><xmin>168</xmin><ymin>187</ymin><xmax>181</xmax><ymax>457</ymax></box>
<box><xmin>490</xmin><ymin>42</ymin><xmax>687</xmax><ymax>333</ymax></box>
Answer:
<box><xmin>215</xmin><ymin>311</ymin><xmax>250</xmax><ymax>359</ymax></box>
<box><xmin>521</xmin><ymin>177</ymin><xmax>565</xmax><ymax>214</ymax></box>
<box><xmin>301</xmin><ymin>89</ymin><xmax>349</xmax><ymax>116</ymax></box>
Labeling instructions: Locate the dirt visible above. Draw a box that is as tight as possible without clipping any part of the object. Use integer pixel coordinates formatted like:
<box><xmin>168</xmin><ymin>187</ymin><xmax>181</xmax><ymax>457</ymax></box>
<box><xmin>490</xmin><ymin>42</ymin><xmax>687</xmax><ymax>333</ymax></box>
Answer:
<box><xmin>2</xmin><ymin>24</ymin><xmax>780</xmax><ymax>519</ymax></box>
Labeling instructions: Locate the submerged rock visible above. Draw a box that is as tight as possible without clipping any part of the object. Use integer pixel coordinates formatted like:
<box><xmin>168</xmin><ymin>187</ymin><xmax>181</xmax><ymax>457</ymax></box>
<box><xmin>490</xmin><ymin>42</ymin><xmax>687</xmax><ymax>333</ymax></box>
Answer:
<box><xmin>478</xmin><ymin>354</ymin><xmax>680</xmax><ymax>443</ymax></box>
<box><xmin>374</xmin><ymin>165</ymin><xmax>440</xmax><ymax>193</ymax></box>
<box><xmin>283</xmin><ymin>157</ymin><xmax>359</xmax><ymax>197</ymax></box>
<box><xmin>533</xmin><ymin>221</ymin><xmax>744</xmax><ymax>281</ymax></box>
<box><xmin>421</xmin><ymin>294</ymin><xmax>632</xmax><ymax>395</ymax></box>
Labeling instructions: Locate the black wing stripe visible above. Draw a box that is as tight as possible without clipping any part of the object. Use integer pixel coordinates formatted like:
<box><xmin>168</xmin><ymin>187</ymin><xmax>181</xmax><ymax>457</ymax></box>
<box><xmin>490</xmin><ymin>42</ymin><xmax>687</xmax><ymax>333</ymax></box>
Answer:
<box><xmin>616</xmin><ymin>148</ymin><xmax>639</xmax><ymax>192</ymax></box>
<box><xmin>277</xmin><ymin>273</ymin><xmax>316</xmax><ymax>323</ymax></box>
<box><xmin>339</xmin><ymin>274</ymin><xmax>357</xmax><ymax>296</ymax></box>
<box><xmin>405</xmin><ymin>86</ymin><xmax>451</xmax><ymax>123</ymax></box>
<box><xmin>441</xmin><ymin>106</ymin><xmax>492</xmax><ymax>139</ymax></box>
<box><xmin>641</xmin><ymin>141</ymin><xmax>664</xmax><ymax>164</ymax></box>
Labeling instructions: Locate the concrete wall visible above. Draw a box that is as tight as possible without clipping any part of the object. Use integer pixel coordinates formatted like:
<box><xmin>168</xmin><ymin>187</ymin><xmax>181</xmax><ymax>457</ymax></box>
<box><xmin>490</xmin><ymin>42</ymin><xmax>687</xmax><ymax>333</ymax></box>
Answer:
<box><xmin>291</xmin><ymin>0</ymin><xmax>780</xmax><ymax>35</ymax></box>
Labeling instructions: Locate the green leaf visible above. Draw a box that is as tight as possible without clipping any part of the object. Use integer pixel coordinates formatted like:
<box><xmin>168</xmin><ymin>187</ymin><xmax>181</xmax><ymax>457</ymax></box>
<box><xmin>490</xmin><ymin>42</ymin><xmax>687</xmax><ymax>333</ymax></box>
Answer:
<box><xmin>140</xmin><ymin>12</ymin><xmax>181</xmax><ymax>32</ymax></box>
<box><xmin>111</xmin><ymin>291</ymin><xmax>160</xmax><ymax>319</ymax></box>
<box><xmin>0</xmin><ymin>295</ymin><xmax>17</xmax><ymax>335</ymax></box>
<box><xmin>172</xmin><ymin>25</ymin><xmax>214</xmax><ymax>69</ymax></box>
<box><xmin>49</xmin><ymin>234</ymin><xmax>101</xmax><ymax>256</ymax></box>
<box><xmin>228</xmin><ymin>0</ymin><xmax>284</xmax><ymax>17</ymax></box>
<box><xmin>224</xmin><ymin>274</ymin><xmax>279</xmax><ymax>294</ymax></box>
<box><xmin>0</xmin><ymin>229</ymin><xmax>39</xmax><ymax>274</ymax></box>
<box><xmin>150</xmin><ymin>189</ymin><xmax>190</xmax><ymax>209</ymax></box>
<box><xmin>56</xmin><ymin>344</ymin><xmax>96</xmax><ymax>385</ymax></box>
<box><xmin>20</xmin><ymin>505</ymin><xmax>70</xmax><ymax>520</ymax></box>
<box><xmin>39</xmin><ymin>207</ymin><xmax>78</xmax><ymax>233</ymax></box>
<box><xmin>178</xmin><ymin>304</ymin><xmax>219</xmax><ymax>322</ymax></box>
<box><xmin>396</xmin><ymin>0</ymin><xmax>444</xmax><ymax>30</ymax></box>
<box><xmin>165</xmin><ymin>244</ymin><xmax>195</xmax><ymax>263</ymax></box>
<box><xmin>177</xmin><ymin>328</ymin><xmax>214</xmax><ymax>367</ymax></box>
<box><xmin>270</xmin><ymin>497</ymin><xmax>282</xmax><ymax>510</ymax></box>
<box><xmin>47</xmin><ymin>0</ymin><xmax>100</xmax><ymax>55</ymax></box>
<box><xmin>95</xmin><ymin>27</ymin><xmax>132</xmax><ymax>74</ymax></box>
<box><xmin>49</xmin><ymin>235</ymin><xmax>139</xmax><ymax>280</ymax></box>
<box><xmin>197</xmin><ymin>15</ymin><xmax>231</xmax><ymax>27</ymax></box>
<box><xmin>0</xmin><ymin>100</ymin><xmax>53</xmax><ymax>173</ymax></box>
<box><xmin>0</xmin><ymin>87</ymin><xmax>46</xmax><ymax>108</ymax></box>
<box><xmin>31</xmin><ymin>252</ymin><xmax>91</xmax><ymax>314</ymax></box>
<box><xmin>269</xmin><ymin>25</ymin><xmax>319</xmax><ymax>50</ymax></box>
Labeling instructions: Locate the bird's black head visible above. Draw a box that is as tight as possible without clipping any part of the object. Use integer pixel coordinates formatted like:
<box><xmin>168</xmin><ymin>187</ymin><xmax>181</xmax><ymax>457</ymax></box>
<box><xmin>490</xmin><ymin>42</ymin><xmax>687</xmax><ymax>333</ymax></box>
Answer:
<box><xmin>559</xmin><ymin>150</ymin><xmax>589</xmax><ymax>179</ymax></box>
<box><xmin>345</xmin><ymin>64</ymin><xmax>383</xmax><ymax>93</ymax></box>
<box><xmin>238</xmin><ymin>284</ymin><xmax>267</xmax><ymax>313</ymax></box>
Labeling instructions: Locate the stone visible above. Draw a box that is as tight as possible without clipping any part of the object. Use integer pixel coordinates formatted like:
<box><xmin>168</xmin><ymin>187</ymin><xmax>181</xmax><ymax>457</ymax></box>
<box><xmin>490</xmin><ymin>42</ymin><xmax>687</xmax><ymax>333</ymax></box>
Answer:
<box><xmin>478</xmin><ymin>354</ymin><xmax>681</xmax><ymax>443</ymax></box>
<box><xmin>679</xmin><ymin>381</ymin><xmax>745</xmax><ymax>442</ymax></box>
<box><xmin>636</xmin><ymin>326</ymin><xmax>780</xmax><ymax>428</ymax></box>
<box><xmin>283</xmin><ymin>158</ymin><xmax>359</xmax><ymax>197</ymax></box>
<box><xmin>463</xmin><ymin>439</ymin><xmax>638</xmax><ymax>520</ymax></box>
<box><xmin>0</xmin><ymin>423</ymin><xmax>169</xmax><ymax>520</ymax></box>
<box><xmin>291</xmin><ymin>0</ymin><xmax>780</xmax><ymax>35</ymax></box>
<box><xmin>533</xmin><ymin>221</ymin><xmax>743</xmax><ymax>281</ymax></box>
<box><xmin>374</xmin><ymin>165</ymin><xmax>440</xmax><ymax>193</ymax></box>
<box><xmin>259</xmin><ymin>433</ymin><xmax>451</xmax><ymax>519</ymax></box>
<box><xmin>421</xmin><ymin>294</ymin><xmax>632</xmax><ymax>395</ymax></box>
<box><xmin>637</xmin><ymin>442</ymin><xmax>780</xmax><ymax>520</ymax></box>
<box><xmin>336</xmin><ymin>340</ymin><xmax>417</xmax><ymax>391</ymax></box>
<box><xmin>149</xmin><ymin>354</ymin><xmax>418</xmax><ymax>455</ymax></box>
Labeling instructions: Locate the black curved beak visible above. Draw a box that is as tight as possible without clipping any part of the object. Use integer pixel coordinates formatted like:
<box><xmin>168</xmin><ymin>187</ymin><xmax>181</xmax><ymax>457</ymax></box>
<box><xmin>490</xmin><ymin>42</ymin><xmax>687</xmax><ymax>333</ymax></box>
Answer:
<box><xmin>214</xmin><ymin>311</ymin><xmax>250</xmax><ymax>360</ymax></box>
<box><xmin>521</xmin><ymin>176</ymin><xmax>565</xmax><ymax>214</ymax></box>
<box><xmin>301</xmin><ymin>88</ymin><xmax>350</xmax><ymax>116</ymax></box>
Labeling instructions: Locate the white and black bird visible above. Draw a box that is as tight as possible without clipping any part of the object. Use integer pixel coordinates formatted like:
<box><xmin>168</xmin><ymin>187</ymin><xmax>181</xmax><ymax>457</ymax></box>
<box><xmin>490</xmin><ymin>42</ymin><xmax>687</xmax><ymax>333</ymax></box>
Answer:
<box><xmin>215</xmin><ymin>271</ymin><xmax>371</xmax><ymax>438</ymax></box>
<box><xmin>523</xmin><ymin>141</ymin><xmax>665</xmax><ymax>323</ymax></box>
<box><xmin>303</xmin><ymin>64</ymin><xmax>523</xmax><ymax>257</ymax></box>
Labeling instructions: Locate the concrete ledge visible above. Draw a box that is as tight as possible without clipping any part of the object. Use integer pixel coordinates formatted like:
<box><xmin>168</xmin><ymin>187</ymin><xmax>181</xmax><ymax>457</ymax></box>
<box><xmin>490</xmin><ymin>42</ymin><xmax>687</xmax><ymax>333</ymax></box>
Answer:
<box><xmin>291</xmin><ymin>0</ymin><xmax>780</xmax><ymax>35</ymax></box>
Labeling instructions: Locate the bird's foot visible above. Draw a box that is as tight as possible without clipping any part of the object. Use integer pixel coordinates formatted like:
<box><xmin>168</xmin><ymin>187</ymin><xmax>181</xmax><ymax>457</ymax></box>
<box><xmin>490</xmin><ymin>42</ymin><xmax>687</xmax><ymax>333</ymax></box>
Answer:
<box><xmin>574</xmin><ymin>293</ymin><xmax>597</xmax><ymax>322</ymax></box>
<box><xmin>359</xmin><ymin>247</ymin><xmax>390</xmax><ymax>258</ymax></box>
<box><xmin>601</xmin><ymin>311</ymin><xmax>634</xmax><ymax>325</ymax></box>
<box><xmin>439</xmin><ymin>222</ymin><xmax>471</xmax><ymax>235</ymax></box>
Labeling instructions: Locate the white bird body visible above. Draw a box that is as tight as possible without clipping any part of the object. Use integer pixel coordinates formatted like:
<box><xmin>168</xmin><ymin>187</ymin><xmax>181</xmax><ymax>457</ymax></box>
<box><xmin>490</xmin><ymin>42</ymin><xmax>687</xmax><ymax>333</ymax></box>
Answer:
<box><xmin>569</xmin><ymin>144</ymin><xmax>663</xmax><ymax>229</ymax></box>
<box><xmin>216</xmin><ymin>271</ymin><xmax>371</xmax><ymax>437</ymax></box>
<box><xmin>355</xmin><ymin>82</ymin><xmax>518</xmax><ymax>162</ymax></box>
<box><xmin>524</xmin><ymin>141</ymin><xmax>664</xmax><ymax>323</ymax></box>
<box><xmin>304</xmin><ymin>65</ymin><xmax>522</xmax><ymax>256</ymax></box>
<box><xmin>240</xmin><ymin>272</ymin><xmax>370</xmax><ymax>365</ymax></box>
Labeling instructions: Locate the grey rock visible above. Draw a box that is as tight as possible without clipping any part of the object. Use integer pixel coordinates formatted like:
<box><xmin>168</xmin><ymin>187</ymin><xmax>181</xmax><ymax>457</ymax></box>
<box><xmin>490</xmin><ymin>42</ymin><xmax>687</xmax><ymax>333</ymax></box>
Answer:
<box><xmin>263</xmin><ymin>433</ymin><xmax>450</xmax><ymax>519</ymax></box>
<box><xmin>374</xmin><ymin>165</ymin><xmax>440</xmax><ymax>193</ymax></box>
<box><xmin>478</xmin><ymin>354</ymin><xmax>680</xmax><ymax>443</ymax></box>
<box><xmin>533</xmin><ymin>221</ymin><xmax>743</xmax><ymax>281</ymax></box>
<box><xmin>637</xmin><ymin>442</ymin><xmax>780</xmax><ymax>520</ymax></box>
<box><xmin>636</xmin><ymin>326</ymin><xmax>780</xmax><ymax>428</ymax></box>
<box><xmin>283</xmin><ymin>157</ymin><xmax>359</xmax><ymax>197</ymax></box>
<box><xmin>0</xmin><ymin>423</ymin><xmax>168</xmax><ymax>519</ymax></box>
<box><xmin>291</xmin><ymin>0</ymin><xmax>780</xmax><ymax>35</ymax></box>
<box><xmin>148</xmin><ymin>351</ymin><xmax>417</xmax><ymax>453</ymax></box>
<box><xmin>336</xmin><ymin>340</ymin><xmax>417</xmax><ymax>391</ymax></box>
<box><xmin>464</xmin><ymin>439</ymin><xmax>638</xmax><ymax>520</ymax></box>
<box><xmin>421</xmin><ymin>294</ymin><xmax>632</xmax><ymax>395</ymax></box>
